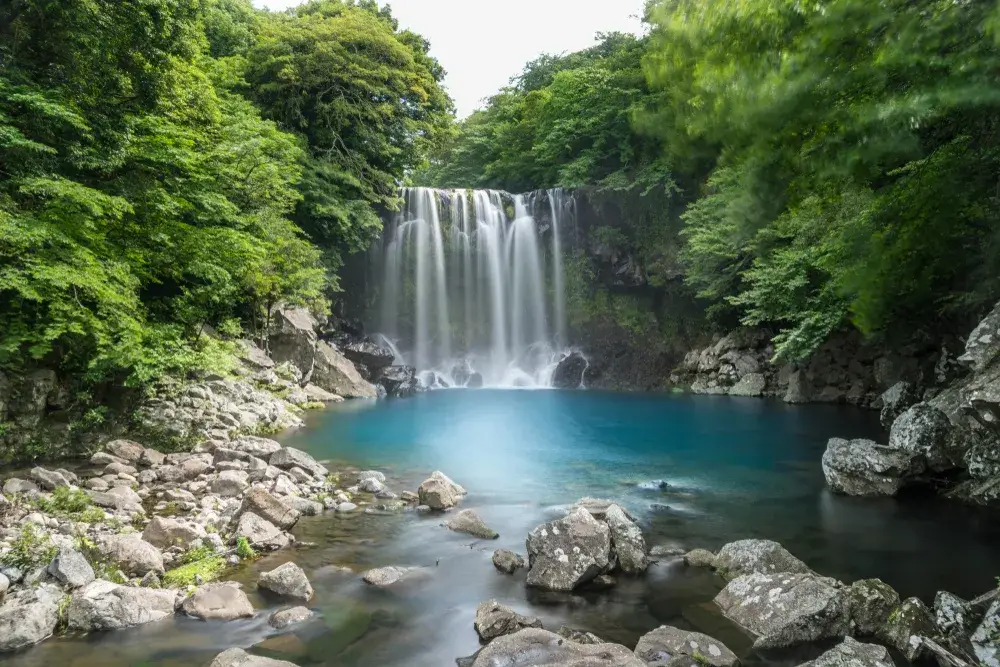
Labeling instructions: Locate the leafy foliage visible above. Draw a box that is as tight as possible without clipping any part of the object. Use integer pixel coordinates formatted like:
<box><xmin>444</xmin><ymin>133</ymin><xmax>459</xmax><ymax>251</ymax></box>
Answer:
<box><xmin>1</xmin><ymin>524</ymin><xmax>58</xmax><ymax>570</ymax></box>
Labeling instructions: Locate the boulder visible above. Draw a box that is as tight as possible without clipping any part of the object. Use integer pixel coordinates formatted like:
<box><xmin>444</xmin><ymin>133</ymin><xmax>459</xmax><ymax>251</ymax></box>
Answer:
<box><xmin>848</xmin><ymin>579</ymin><xmax>900</xmax><ymax>636</ymax></box>
<box><xmin>446</xmin><ymin>509</ymin><xmax>499</xmax><ymax>539</ymax></box>
<box><xmin>470</xmin><ymin>628</ymin><xmax>644</xmax><ymax>666</ymax></box>
<box><xmin>729</xmin><ymin>373</ymin><xmax>767</xmax><ymax>397</ymax></box>
<box><xmin>235</xmin><ymin>512</ymin><xmax>289</xmax><ymax>551</ymax></box>
<box><xmin>567</xmin><ymin>497</ymin><xmax>634</xmax><ymax>522</ymax></box>
<box><xmin>715</xmin><ymin>572</ymin><xmax>850</xmax><ymax>650</ymax></box>
<box><xmin>822</xmin><ymin>438</ymin><xmax>924</xmax><ymax>497</ymax></box>
<box><xmin>361</xmin><ymin>566</ymin><xmax>427</xmax><ymax>588</ymax></box>
<box><xmin>209</xmin><ymin>648</ymin><xmax>299</xmax><ymax>667</ymax></box>
<box><xmin>269</xmin><ymin>606</ymin><xmax>312</xmax><ymax>630</ymax></box>
<box><xmin>142</xmin><ymin>516</ymin><xmax>206</xmax><ymax>550</ymax></box>
<box><xmin>959</xmin><ymin>301</ymin><xmax>1000</xmax><ymax>371</ymax></box>
<box><xmin>47</xmin><ymin>548</ymin><xmax>95</xmax><ymax>589</ymax></box>
<box><xmin>269</xmin><ymin>306</ymin><xmax>319</xmax><ymax>383</ymax></box>
<box><xmin>28</xmin><ymin>466</ymin><xmax>70</xmax><ymax>491</ymax></box>
<box><xmin>785</xmin><ymin>370</ymin><xmax>809</xmax><ymax>403</ymax></box>
<box><xmin>880</xmin><ymin>382</ymin><xmax>921</xmax><ymax>429</ymax></box>
<box><xmin>800</xmin><ymin>637</ymin><xmax>893</xmax><ymax>667</ymax></box>
<box><xmin>474</xmin><ymin>600</ymin><xmax>543</xmax><ymax>642</ymax></box>
<box><xmin>182</xmin><ymin>581</ymin><xmax>255</xmax><ymax>621</ymax></box>
<box><xmin>282</xmin><ymin>496</ymin><xmax>324</xmax><ymax>516</ymax></box>
<box><xmin>312</xmin><ymin>341</ymin><xmax>378</xmax><ymax>399</ymax></box>
<box><xmin>105</xmin><ymin>439</ymin><xmax>146</xmax><ymax>463</ymax></box>
<box><xmin>343</xmin><ymin>340</ymin><xmax>394</xmax><ymax>371</ymax></box>
<box><xmin>212</xmin><ymin>470</ymin><xmax>250</xmax><ymax>497</ymax></box>
<box><xmin>712</xmin><ymin>539</ymin><xmax>812</xmax><ymax>580</ymax></box>
<box><xmin>557</xmin><ymin>627</ymin><xmax>605</xmax><ymax>645</ymax></box>
<box><xmin>971</xmin><ymin>598</ymin><xmax>1000</xmax><ymax>667</ymax></box>
<box><xmin>303</xmin><ymin>384</ymin><xmax>342</xmax><ymax>403</ymax></box>
<box><xmin>3</xmin><ymin>478</ymin><xmax>39</xmax><ymax>495</ymax></box>
<box><xmin>935</xmin><ymin>590</ymin><xmax>972</xmax><ymax>639</ymax></box>
<box><xmin>140</xmin><ymin>448</ymin><xmax>166</xmax><ymax>467</ymax></box>
<box><xmin>375</xmin><ymin>365</ymin><xmax>420</xmax><ymax>397</ymax></box>
<box><xmin>270</xmin><ymin>447</ymin><xmax>327</xmax><ymax>479</ymax></box>
<box><xmin>552</xmin><ymin>352</ymin><xmax>588</xmax><ymax>390</ymax></box>
<box><xmin>66</xmin><ymin>579</ymin><xmax>176</xmax><ymax>631</ymax></box>
<box><xmin>493</xmin><ymin>549</ymin><xmax>526</xmax><ymax>574</ymax></box>
<box><xmin>888</xmin><ymin>403</ymin><xmax>955</xmax><ymax>472</ymax></box>
<box><xmin>605</xmin><ymin>504</ymin><xmax>647</xmax><ymax>574</ymax></box>
<box><xmin>98</xmin><ymin>534</ymin><xmax>164</xmax><ymax>576</ymax></box>
<box><xmin>526</xmin><ymin>508</ymin><xmax>611</xmax><ymax>591</ymax></box>
<box><xmin>684</xmin><ymin>549</ymin><xmax>716</xmax><ymax>568</ymax></box>
<box><xmin>876</xmin><ymin>597</ymin><xmax>936</xmax><ymax>662</ymax></box>
<box><xmin>237</xmin><ymin>340</ymin><xmax>275</xmax><ymax>370</ymax></box>
<box><xmin>0</xmin><ymin>585</ymin><xmax>60</xmax><ymax>652</ymax></box>
<box><xmin>231</xmin><ymin>436</ymin><xmax>283</xmax><ymax>458</ymax></box>
<box><xmin>240</xmin><ymin>487</ymin><xmax>300</xmax><ymax>530</ymax></box>
<box><xmin>634</xmin><ymin>625</ymin><xmax>738</xmax><ymax>667</ymax></box>
<box><xmin>418</xmin><ymin>471</ymin><xmax>466</xmax><ymax>510</ymax></box>
<box><xmin>258</xmin><ymin>562</ymin><xmax>313</xmax><ymax>602</ymax></box>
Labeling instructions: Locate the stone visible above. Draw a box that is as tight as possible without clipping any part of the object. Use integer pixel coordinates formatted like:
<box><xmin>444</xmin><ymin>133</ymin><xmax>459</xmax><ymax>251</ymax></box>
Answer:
<box><xmin>98</xmin><ymin>534</ymin><xmax>164</xmax><ymax>576</ymax></box>
<box><xmin>358</xmin><ymin>477</ymin><xmax>386</xmax><ymax>494</ymax></box>
<box><xmin>67</xmin><ymin>579</ymin><xmax>176</xmax><ymax>631</ymax></box>
<box><xmin>634</xmin><ymin>625</ymin><xmax>739</xmax><ymax>667</ymax></box>
<box><xmin>492</xmin><ymin>549</ymin><xmax>526</xmax><ymax>574</ymax></box>
<box><xmin>269</xmin><ymin>606</ymin><xmax>312</xmax><ymax>629</ymax></box>
<box><xmin>335</xmin><ymin>502</ymin><xmax>358</xmax><ymax>513</ymax></box>
<box><xmin>105</xmin><ymin>439</ymin><xmax>146</xmax><ymax>463</ymax></box>
<box><xmin>848</xmin><ymin>579</ymin><xmax>901</xmax><ymax>636</ymax></box>
<box><xmin>960</xmin><ymin>301</ymin><xmax>1000</xmax><ymax>371</ymax></box>
<box><xmin>729</xmin><ymin>373</ymin><xmax>767</xmax><ymax>397</ymax></box>
<box><xmin>935</xmin><ymin>590</ymin><xmax>972</xmax><ymax>639</ymax></box>
<box><xmin>0</xmin><ymin>585</ymin><xmax>60</xmax><ymax>652</ymax></box>
<box><xmin>213</xmin><ymin>470</ymin><xmax>250</xmax><ymax>497</ymax></box>
<box><xmin>235</xmin><ymin>512</ymin><xmax>289</xmax><ymax>551</ymax></box>
<box><xmin>140</xmin><ymin>447</ymin><xmax>166</xmax><ymax>467</ymax></box>
<box><xmin>269</xmin><ymin>306</ymin><xmax>319</xmax><ymax>382</ymax></box>
<box><xmin>684</xmin><ymin>549</ymin><xmax>716</xmax><ymax>568</ymax></box>
<box><xmin>715</xmin><ymin>572</ymin><xmax>850</xmax><ymax>650</ymax></box>
<box><xmin>29</xmin><ymin>466</ymin><xmax>70</xmax><ymax>490</ymax></box>
<box><xmin>312</xmin><ymin>341</ymin><xmax>378</xmax><ymax>399</ymax></box>
<box><xmin>446</xmin><ymin>509</ymin><xmax>499</xmax><ymax>539</ymax></box>
<box><xmin>712</xmin><ymin>539</ymin><xmax>811</xmax><ymax>580</ymax></box>
<box><xmin>971</xmin><ymin>599</ymin><xmax>1000</xmax><ymax>667</ymax></box>
<box><xmin>888</xmin><ymin>403</ymin><xmax>955</xmax><ymax>472</ymax></box>
<box><xmin>90</xmin><ymin>451</ymin><xmax>126</xmax><ymax>467</ymax></box>
<box><xmin>238</xmin><ymin>339</ymin><xmax>275</xmax><ymax>370</ymax></box>
<box><xmin>258</xmin><ymin>562</ymin><xmax>313</xmax><ymax>602</ymax></box>
<box><xmin>880</xmin><ymin>382</ymin><xmax>921</xmax><ymax>429</ymax></box>
<box><xmin>358</xmin><ymin>470</ymin><xmax>386</xmax><ymax>483</ymax></box>
<box><xmin>474</xmin><ymin>599</ymin><xmax>543</xmax><ymax>641</ymax></box>
<box><xmin>876</xmin><ymin>597</ymin><xmax>936</xmax><ymax>662</ymax></box>
<box><xmin>240</xmin><ymin>487</ymin><xmax>300</xmax><ymax>530</ymax></box>
<box><xmin>800</xmin><ymin>637</ymin><xmax>893</xmax><ymax>667</ymax></box>
<box><xmin>303</xmin><ymin>383</ymin><xmax>342</xmax><ymax>403</ymax></box>
<box><xmin>3</xmin><ymin>478</ymin><xmax>39</xmax><ymax>495</ymax></box>
<box><xmin>182</xmin><ymin>581</ymin><xmax>255</xmax><ymax>621</ymax></box>
<box><xmin>104</xmin><ymin>461</ymin><xmax>138</xmax><ymax>476</ymax></box>
<box><xmin>282</xmin><ymin>496</ymin><xmax>324</xmax><ymax>516</ymax></box>
<box><xmin>361</xmin><ymin>566</ymin><xmax>426</xmax><ymax>588</ymax></box>
<box><xmin>0</xmin><ymin>573</ymin><xmax>7</xmax><ymax>600</ymax></box>
<box><xmin>553</xmin><ymin>352</ymin><xmax>588</xmax><ymax>390</ymax></box>
<box><xmin>142</xmin><ymin>516</ymin><xmax>206</xmax><ymax>550</ymax></box>
<box><xmin>231</xmin><ymin>435</ymin><xmax>283</xmax><ymax>458</ymax></box>
<box><xmin>209</xmin><ymin>647</ymin><xmax>300</xmax><ymax>667</ymax></box>
<box><xmin>567</xmin><ymin>497</ymin><xmax>635</xmax><ymax>522</ymax></box>
<box><xmin>822</xmin><ymin>438</ymin><xmax>925</xmax><ymax>497</ymax></box>
<box><xmin>785</xmin><ymin>370</ymin><xmax>809</xmax><ymax>403</ymax></box>
<box><xmin>270</xmin><ymin>447</ymin><xmax>327</xmax><ymax>479</ymax></box>
<box><xmin>47</xmin><ymin>548</ymin><xmax>95</xmax><ymax>589</ymax></box>
<box><xmin>343</xmin><ymin>340</ymin><xmax>394</xmax><ymax>371</ymax></box>
<box><xmin>375</xmin><ymin>365</ymin><xmax>420</xmax><ymax>397</ymax></box>
<box><xmin>605</xmin><ymin>504</ymin><xmax>647</xmax><ymax>574</ymax></box>
<box><xmin>557</xmin><ymin>627</ymin><xmax>605</xmax><ymax>645</ymax></box>
<box><xmin>526</xmin><ymin>508</ymin><xmax>611</xmax><ymax>591</ymax></box>
<box><xmin>417</xmin><ymin>470</ymin><xmax>466</xmax><ymax>510</ymax></box>
<box><xmin>469</xmin><ymin>628</ymin><xmax>645</xmax><ymax>667</ymax></box>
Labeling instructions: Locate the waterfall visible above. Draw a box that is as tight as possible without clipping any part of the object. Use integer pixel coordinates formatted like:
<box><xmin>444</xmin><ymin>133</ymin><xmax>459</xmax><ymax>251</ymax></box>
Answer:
<box><xmin>375</xmin><ymin>187</ymin><xmax>575</xmax><ymax>388</ymax></box>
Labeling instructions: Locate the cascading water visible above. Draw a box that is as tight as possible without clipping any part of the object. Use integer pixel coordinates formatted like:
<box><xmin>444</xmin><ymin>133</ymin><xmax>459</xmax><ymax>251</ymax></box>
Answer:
<box><xmin>374</xmin><ymin>187</ymin><xmax>576</xmax><ymax>387</ymax></box>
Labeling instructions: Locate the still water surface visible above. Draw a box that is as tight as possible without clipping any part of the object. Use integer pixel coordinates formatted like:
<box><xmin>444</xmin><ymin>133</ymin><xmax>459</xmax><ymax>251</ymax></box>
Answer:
<box><xmin>7</xmin><ymin>391</ymin><xmax>1000</xmax><ymax>666</ymax></box>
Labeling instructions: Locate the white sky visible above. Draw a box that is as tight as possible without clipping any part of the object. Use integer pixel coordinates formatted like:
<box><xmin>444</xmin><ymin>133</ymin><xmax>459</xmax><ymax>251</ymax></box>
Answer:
<box><xmin>253</xmin><ymin>0</ymin><xmax>647</xmax><ymax>117</ymax></box>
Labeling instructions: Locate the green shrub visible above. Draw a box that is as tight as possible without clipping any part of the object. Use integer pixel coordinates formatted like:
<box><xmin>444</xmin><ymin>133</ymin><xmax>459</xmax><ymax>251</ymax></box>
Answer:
<box><xmin>1</xmin><ymin>524</ymin><xmax>58</xmax><ymax>570</ymax></box>
<box><xmin>235</xmin><ymin>536</ymin><xmax>257</xmax><ymax>560</ymax></box>
<box><xmin>162</xmin><ymin>556</ymin><xmax>227</xmax><ymax>589</ymax></box>
<box><xmin>177</xmin><ymin>544</ymin><xmax>216</xmax><ymax>565</ymax></box>
<box><xmin>35</xmin><ymin>487</ymin><xmax>94</xmax><ymax>516</ymax></box>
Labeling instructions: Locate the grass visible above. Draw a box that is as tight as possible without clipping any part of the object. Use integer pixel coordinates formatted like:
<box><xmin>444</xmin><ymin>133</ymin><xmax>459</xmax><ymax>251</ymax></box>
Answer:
<box><xmin>162</xmin><ymin>555</ymin><xmax>228</xmax><ymax>589</ymax></box>
<box><xmin>235</xmin><ymin>536</ymin><xmax>258</xmax><ymax>560</ymax></box>
<box><xmin>1</xmin><ymin>524</ymin><xmax>59</xmax><ymax>570</ymax></box>
<box><xmin>177</xmin><ymin>544</ymin><xmax>216</xmax><ymax>565</ymax></box>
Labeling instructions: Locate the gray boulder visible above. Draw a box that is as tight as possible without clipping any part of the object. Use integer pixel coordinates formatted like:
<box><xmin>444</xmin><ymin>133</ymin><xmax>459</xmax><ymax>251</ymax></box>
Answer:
<box><xmin>876</xmin><ymin>597</ymin><xmax>936</xmax><ymax>661</ymax></box>
<box><xmin>822</xmin><ymin>438</ymin><xmax>924</xmax><ymax>497</ymax></box>
<box><xmin>972</xmin><ymin>599</ymin><xmax>1000</xmax><ymax>667</ymax></box>
<box><xmin>474</xmin><ymin>599</ymin><xmax>543</xmax><ymax>641</ymax></box>
<box><xmin>557</xmin><ymin>627</ymin><xmax>606</xmax><ymax>645</ymax></box>
<box><xmin>935</xmin><ymin>590</ymin><xmax>972</xmax><ymax>639</ymax></box>
<box><xmin>470</xmin><ymin>628</ymin><xmax>644</xmax><ymax>666</ymax></box>
<box><xmin>605</xmin><ymin>504</ymin><xmax>647</xmax><ymax>574</ymax></box>
<box><xmin>785</xmin><ymin>370</ymin><xmax>809</xmax><ymax>403</ymax></box>
<box><xmin>446</xmin><ymin>509</ymin><xmax>499</xmax><ymax>539</ymax></box>
<box><xmin>29</xmin><ymin>467</ymin><xmax>70</xmax><ymax>490</ymax></box>
<box><xmin>182</xmin><ymin>581</ymin><xmax>255</xmax><ymax>621</ymax></box>
<box><xmin>281</xmin><ymin>496</ymin><xmax>324</xmax><ymax>516</ymax></box>
<box><xmin>105</xmin><ymin>439</ymin><xmax>146</xmax><ymax>463</ymax></box>
<box><xmin>47</xmin><ymin>548</ymin><xmax>95</xmax><ymax>589</ymax></box>
<box><xmin>312</xmin><ymin>341</ymin><xmax>378</xmax><ymax>399</ymax></box>
<box><xmin>98</xmin><ymin>534</ymin><xmax>164</xmax><ymax>576</ymax></box>
<box><xmin>848</xmin><ymin>579</ymin><xmax>900</xmax><ymax>636</ymax></box>
<box><xmin>258</xmin><ymin>562</ymin><xmax>313</xmax><ymax>602</ymax></box>
<box><xmin>269</xmin><ymin>306</ymin><xmax>318</xmax><ymax>383</ymax></box>
<box><xmin>959</xmin><ymin>301</ymin><xmax>1000</xmax><ymax>371</ymax></box>
<box><xmin>66</xmin><ymin>579</ymin><xmax>176</xmax><ymax>631</ymax></box>
<box><xmin>361</xmin><ymin>566</ymin><xmax>428</xmax><ymax>588</ymax></box>
<box><xmin>880</xmin><ymin>382</ymin><xmax>921</xmax><ymax>429</ymax></box>
<box><xmin>684</xmin><ymin>549</ymin><xmax>716</xmax><ymax>568</ymax></box>
<box><xmin>552</xmin><ymin>352</ymin><xmax>588</xmax><ymax>390</ymax></box>
<box><xmin>713</xmin><ymin>539</ymin><xmax>812</xmax><ymax>580</ymax></box>
<box><xmin>269</xmin><ymin>606</ymin><xmax>312</xmax><ymax>629</ymax></box>
<box><xmin>343</xmin><ymin>340</ymin><xmax>394</xmax><ymax>371</ymax></box>
<box><xmin>209</xmin><ymin>648</ymin><xmax>300</xmax><ymax>667</ymax></box>
<box><xmin>142</xmin><ymin>516</ymin><xmax>206</xmax><ymax>550</ymax></box>
<box><xmin>715</xmin><ymin>572</ymin><xmax>850</xmax><ymax>650</ymax></box>
<box><xmin>526</xmin><ymin>508</ymin><xmax>611</xmax><ymax>591</ymax></box>
<box><xmin>235</xmin><ymin>512</ymin><xmax>289</xmax><ymax>551</ymax></box>
<box><xmin>212</xmin><ymin>470</ymin><xmax>250</xmax><ymax>497</ymax></box>
<box><xmin>634</xmin><ymin>625</ymin><xmax>738</xmax><ymax>667</ymax></box>
<box><xmin>239</xmin><ymin>487</ymin><xmax>300</xmax><ymax>530</ymax></box>
<box><xmin>567</xmin><ymin>497</ymin><xmax>635</xmax><ymax>522</ymax></box>
<box><xmin>417</xmin><ymin>470</ymin><xmax>466</xmax><ymax>510</ymax></box>
<box><xmin>492</xmin><ymin>549</ymin><xmax>526</xmax><ymax>574</ymax></box>
<box><xmin>231</xmin><ymin>436</ymin><xmax>283</xmax><ymax>458</ymax></box>
<box><xmin>888</xmin><ymin>403</ymin><xmax>955</xmax><ymax>472</ymax></box>
<box><xmin>3</xmin><ymin>477</ymin><xmax>38</xmax><ymax>495</ymax></box>
<box><xmin>0</xmin><ymin>585</ymin><xmax>60</xmax><ymax>652</ymax></box>
<box><xmin>800</xmin><ymin>637</ymin><xmax>893</xmax><ymax>667</ymax></box>
<box><xmin>375</xmin><ymin>365</ymin><xmax>419</xmax><ymax>397</ymax></box>
<box><xmin>729</xmin><ymin>373</ymin><xmax>767</xmax><ymax>397</ymax></box>
<box><xmin>270</xmin><ymin>447</ymin><xmax>327</xmax><ymax>479</ymax></box>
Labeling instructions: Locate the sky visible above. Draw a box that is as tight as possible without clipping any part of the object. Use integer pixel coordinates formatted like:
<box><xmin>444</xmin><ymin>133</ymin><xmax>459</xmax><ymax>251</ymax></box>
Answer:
<box><xmin>253</xmin><ymin>0</ymin><xmax>647</xmax><ymax>117</ymax></box>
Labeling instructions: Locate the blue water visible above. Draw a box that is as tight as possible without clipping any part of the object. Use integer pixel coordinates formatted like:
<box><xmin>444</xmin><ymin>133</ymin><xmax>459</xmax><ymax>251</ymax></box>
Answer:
<box><xmin>9</xmin><ymin>391</ymin><xmax>1000</xmax><ymax>667</ymax></box>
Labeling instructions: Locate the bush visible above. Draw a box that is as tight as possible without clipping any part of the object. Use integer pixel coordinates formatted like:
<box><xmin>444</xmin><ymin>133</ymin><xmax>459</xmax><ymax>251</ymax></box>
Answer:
<box><xmin>35</xmin><ymin>487</ymin><xmax>93</xmax><ymax>517</ymax></box>
<box><xmin>235</xmin><ymin>536</ymin><xmax>257</xmax><ymax>560</ymax></box>
<box><xmin>162</xmin><ymin>555</ymin><xmax>227</xmax><ymax>589</ymax></box>
<box><xmin>1</xmin><ymin>524</ymin><xmax>58</xmax><ymax>570</ymax></box>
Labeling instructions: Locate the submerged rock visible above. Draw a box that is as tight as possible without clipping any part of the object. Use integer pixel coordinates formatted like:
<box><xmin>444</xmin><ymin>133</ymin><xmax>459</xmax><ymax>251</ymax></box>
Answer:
<box><xmin>361</xmin><ymin>566</ymin><xmax>427</xmax><ymax>588</ymax></box>
<box><xmin>182</xmin><ymin>582</ymin><xmax>255</xmax><ymax>621</ymax></box>
<box><xmin>258</xmin><ymin>562</ymin><xmax>313</xmax><ymax>602</ymax></box>
<box><xmin>684</xmin><ymin>549</ymin><xmax>716</xmax><ymax>568</ymax></box>
<box><xmin>492</xmin><ymin>549</ymin><xmax>526</xmax><ymax>574</ymax></box>
<box><xmin>715</xmin><ymin>572</ymin><xmax>850</xmax><ymax>650</ymax></box>
<box><xmin>712</xmin><ymin>539</ymin><xmax>811</xmax><ymax>580</ymax></box>
<box><xmin>800</xmin><ymin>637</ymin><xmax>893</xmax><ymax>667</ymax></box>
<box><xmin>446</xmin><ymin>509</ymin><xmax>499</xmax><ymax>539</ymax></box>
<box><xmin>474</xmin><ymin>599</ymin><xmax>543</xmax><ymax>641</ymax></box>
<box><xmin>822</xmin><ymin>438</ymin><xmax>924</xmax><ymax>497</ymax></box>
<box><xmin>268</xmin><ymin>606</ymin><xmax>312</xmax><ymax>630</ymax></box>
<box><xmin>634</xmin><ymin>625</ymin><xmax>738</xmax><ymax>667</ymax></box>
<box><xmin>469</xmin><ymin>628</ymin><xmax>644</xmax><ymax>666</ymax></box>
<box><xmin>526</xmin><ymin>507</ymin><xmax>611</xmax><ymax>591</ymax></box>
<box><xmin>209</xmin><ymin>648</ymin><xmax>300</xmax><ymax>667</ymax></box>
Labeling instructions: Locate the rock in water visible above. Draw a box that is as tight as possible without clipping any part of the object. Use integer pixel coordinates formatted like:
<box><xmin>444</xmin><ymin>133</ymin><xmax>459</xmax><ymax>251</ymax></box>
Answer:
<box><xmin>258</xmin><ymin>562</ymin><xmax>313</xmax><ymax>602</ymax></box>
<box><xmin>182</xmin><ymin>582</ymin><xmax>255</xmax><ymax>621</ymax></box>
<box><xmin>446</xmin><ymin>509</ymin><xmax>499</xmax><ymax>539</ymax></box>
<box><xmin>0</xmin><ymin>586</ymin><xmax>60</xmax><ymax>652</ymax></box>
<box><xmin>634</xmin><ymin>625</ymin><xmax>739</xmax><ymax>667</ymax></box>
<box><xmin>67</xmin><ymin>580</ymin><xmax>176</xmax><ymax>631</ymax></box>
<box><xmin>417</xmin><ymin>471</ymin><xmax>466</xmax><ymax>510</ymax></box>
<box><xmin>343</xmin><ymin>340</ymin><xmax>394</xmax><ymax>371</ymax></box>
<box><xmin>375</xmin><ymin>365</ymin><xmax>420</xmax><ymax>397</ymax></box>
<box><xmin>822</xmin><ymin>438</ymin><xmax>924</xmax><ymax>497</ymax></box>
<box><xmin>474</xmin><ymin>600</ymin><xmax>543</xmax><ymax>641</ymax></box>
<box><xmin>848</xmin><ymin>579</ymin><xmax>901</xmax><ymax>636</ymax></box>
<box><xmin>880</xmin><ymin>382</ymin><xmax>920</xmax><ymax>429</ymax></box>
<box><xmin>712</xmin><ymin>539</ymin><xmax>812</xmax><ymax>580</ymax></box>
<box><xmin>239</xmin><ymin>487</ymin><xmax>300</xmax><ymax>530</ymax></box>
<box><xmin>729</xmin><ymin>373</ymin><xmax>767</xmax><ymax>397</ymax></box>
<box><xmin>714</xmin><ymin>572</ymin><xmax>850</xmax><ymax>650</ymax></box>
<box><xmin>684</xmin><ymin>549</ymin><xmax>716</xmax><ymax>568</ymax></box>
<box><xmin>269</xmin><ymin>606</ymin><xmax>312</xmax><ymax>629</ymax></box>
<box><xmin>605</xmin><ymin>504</ymin><xmax>647</xmax><ymax>574</ymax></box>
<box><xmin>552</xmin><ymin>352</ymin><xmax>587</xmax><ymax>389</ymax></box>
<box><xmin>971</xmin><ymin>598</ymin><xmax>1000</xmax><ymax>667</ymax></box>
<box><xmin>492</xmin><ymin>549</ymin><xmax>526</xmax><ymax>574</ymax></box>
<box><xmin>209</xmin><ymin>648</ymin><xmax>300</xmax><ymax>667</ymax></box>
<box><xmin>361</xmin><ymin>566</ymin><xmax>427</xmax><ymax>588</ymax></box>
<box><xmin>800</xmin><ymin>637</ymin><xmax>894</xmax><ymax>667</ymax></box>
<box><xmin>312</xmin><ymin>341</ymin><xmax>378</xmax><ymax>399</ymax></box>
<box><xmin>557</xmin><ymin>627</ymin><xmax>605</xmax><ymax>645</ymax></box>
<box><xmin>470</xmin><ymin>628</ymin><xmax>645</xmax><ymax>666</ymax></box>
<box><xmin>876</xmin><ymin>597</ymin><xmax>936</xmax><ymax>661</ymax></box>
<box><xmin>236</xmin><ymin>512</ymin><xmax>289</xmax><ymax>551</ymax></box>
<box><xmin>526</xmin><ymin>508</ymin><xmax>611</xmax><ymax>591</ymax></box>
<box><xmin>888</xmin><ymin>403</ymin><xmax>955</xmax><ymax>472</ymax></box>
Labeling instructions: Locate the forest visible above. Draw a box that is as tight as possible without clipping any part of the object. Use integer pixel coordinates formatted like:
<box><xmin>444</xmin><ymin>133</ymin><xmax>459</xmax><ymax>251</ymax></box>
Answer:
<box><xmin>4</xmin><ymin>0</ymin><xmax>1000</xmax><ymax>390</ymax></box>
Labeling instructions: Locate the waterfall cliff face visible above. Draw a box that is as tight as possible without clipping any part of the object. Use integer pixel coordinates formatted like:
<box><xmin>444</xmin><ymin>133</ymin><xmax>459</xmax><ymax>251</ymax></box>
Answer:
<box><xmin>373</xmin><ymin>187</ymin><xmax>575</xmax><ymax>387</ymax></box>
